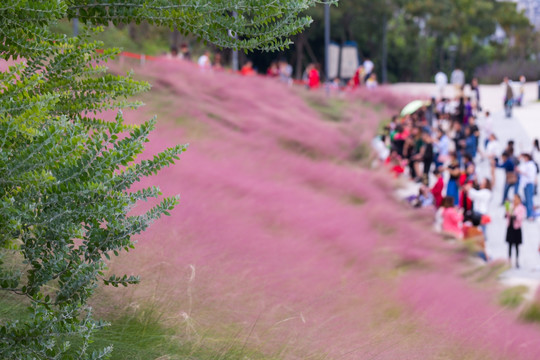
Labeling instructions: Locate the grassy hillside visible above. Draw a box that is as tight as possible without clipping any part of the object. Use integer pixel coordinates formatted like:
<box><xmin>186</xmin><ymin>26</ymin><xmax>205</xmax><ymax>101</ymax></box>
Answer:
<box><xmin>3</xmin><ymin>57</ymin><xmax>540</xmax><ymax>359</ymax></box>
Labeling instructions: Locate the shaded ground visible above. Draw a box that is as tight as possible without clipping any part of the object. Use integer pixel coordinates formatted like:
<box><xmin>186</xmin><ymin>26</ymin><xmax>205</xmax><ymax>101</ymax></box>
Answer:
<box><xmin>99</xmin><ymin>61</ymin><xmax>540</xmax><ymax>359</ymax></box>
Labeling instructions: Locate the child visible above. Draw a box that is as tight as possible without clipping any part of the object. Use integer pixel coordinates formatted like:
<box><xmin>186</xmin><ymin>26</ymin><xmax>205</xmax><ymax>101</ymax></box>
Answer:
<box><xmin>463</xmin><ymin>213</ymin><xmax>487</xmax><ymax>261</ymax></box>
<box><xmin>441</xmin><ymin>196</ymin><xmax>463</xmax><ymax>239</ymax></box>
<box><xmin>413</xmin><ymin>185</ymin><xmax>434</xmax><ymax>208</ymax></box>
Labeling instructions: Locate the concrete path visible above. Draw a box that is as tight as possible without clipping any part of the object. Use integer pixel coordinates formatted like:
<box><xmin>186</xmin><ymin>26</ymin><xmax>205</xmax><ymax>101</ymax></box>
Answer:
<box><xmin>485</xmin><ymin>92</ymin><xmax>540</xmax><ymax>295</ymax></box>
<box><xmin>391</xmin><ymin>82</ymin><xmax>540</xmax><ymax>297</ymax></box>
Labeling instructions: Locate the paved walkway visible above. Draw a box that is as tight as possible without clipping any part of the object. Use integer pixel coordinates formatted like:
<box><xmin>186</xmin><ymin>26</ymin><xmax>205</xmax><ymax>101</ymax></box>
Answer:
<box><xmin>485</xmin><ymin>95</ymin><xmax>540</xmax><ymax>293</ymax></box>
<box><xmin>392</xmin><ymin>82</ymin><xmax>540</xmax><ymax>297</ymax></box>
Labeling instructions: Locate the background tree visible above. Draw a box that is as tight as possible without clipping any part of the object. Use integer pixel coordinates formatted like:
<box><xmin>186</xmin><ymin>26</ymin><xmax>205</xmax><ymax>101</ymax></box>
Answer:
<box><xmin>249</xmin><ymin>0</ymin><xmax>534</xmax><ymax>83</ymax></box>
<box><xmin>0</xmin><ymin>0</ymin><xmax>332</xmax><ymax>358</ymax></box>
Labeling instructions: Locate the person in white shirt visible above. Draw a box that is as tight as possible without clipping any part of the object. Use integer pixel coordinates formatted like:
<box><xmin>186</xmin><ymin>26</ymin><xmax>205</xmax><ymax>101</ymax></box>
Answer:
<box><xmin>517</xmin><ymin>153</ymin><xmax>537</xmax><ymax>220</ymax></box>
<box><xmin>480</xmin><ymin>111</ymin><xmax>494</xmax><ymax>141</ymax></box>
<box><xmin>465</xmin><ymin>179</ymin><xmax>492</xmax><ymax>240</ymax></box>
<box><xmin>434</xmin><ymin>71</ymin><xmax>448</xmax><ymax>99</ymax></box>
<box><xmin>484</xmin><ymin>133</ymin><xmax>500</xmax><ymax>158</ymax></box>
<box><xmin>363</xmin><ymin>58</ymin><xmax>374</xmax><ymax>83</ymax></box>
<box><xmin>197</xmin><ymin>51</ymin><xmax>212</xmax><ymax>70</ymax></box>
<box><xmin>451</xmin><ymin>68</ymin><xmax>465</xmax><ymax>96</ymax></box>
<box><xmin>466</xmin><ymin>180</ymin><xmax>492</xmax><ymax>216</ymax></box>
<box><xmin>371</xmin><ymin>135</ymin><xmax>390</xmax><ymax>164</ymax></box>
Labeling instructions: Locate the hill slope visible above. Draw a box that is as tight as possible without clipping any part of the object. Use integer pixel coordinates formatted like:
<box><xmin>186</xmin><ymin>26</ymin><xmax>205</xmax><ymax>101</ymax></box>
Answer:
<box><xmin>102</xmin><ymin>60</ymin><xmax>540</xmax><ymax>359</ymax></box>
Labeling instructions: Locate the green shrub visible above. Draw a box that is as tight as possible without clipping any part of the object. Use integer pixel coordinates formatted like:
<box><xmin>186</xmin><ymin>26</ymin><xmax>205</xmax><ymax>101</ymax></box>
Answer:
<box><xmin>0</xmin><ymin>1</ymin><xmax>331</xmax><ymax>358</ymax></box>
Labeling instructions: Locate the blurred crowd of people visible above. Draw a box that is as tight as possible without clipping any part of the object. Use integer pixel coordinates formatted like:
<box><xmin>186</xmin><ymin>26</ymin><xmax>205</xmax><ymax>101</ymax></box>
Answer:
<box><xmin>165</xmin><ymin>45</ymin><xmax>384</xmax><ymax>91</ymax></box>
<box><xmin>372</xmin><ymin>74</ymin><xmax>536</xmax><ymax>268</ymax></box>
<box><xmin>166</xmin><ymin>45</ymin><xmax>295</xmax><ymax>84</ymax></box>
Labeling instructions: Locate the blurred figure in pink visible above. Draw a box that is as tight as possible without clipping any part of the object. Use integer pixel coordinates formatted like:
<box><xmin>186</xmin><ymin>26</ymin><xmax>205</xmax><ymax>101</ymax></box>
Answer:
<box><xmin>441</xmin><ymin>196</ymin><xmax>463</xmax><ymax>239</ymax></box>
<box><xmin>213</xmin><ymin>53</ymin><xmax>223</xmax><ymax>71</ymax></box>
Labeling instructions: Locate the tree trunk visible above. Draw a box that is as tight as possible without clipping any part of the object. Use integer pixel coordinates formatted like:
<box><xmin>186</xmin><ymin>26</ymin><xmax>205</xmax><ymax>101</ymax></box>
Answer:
<box><xmin>128</xmin><ymin>22</ymin><xmax>136</xmax><ymax>41</ymax></box>
<box><xmin>381</xmin><ymin>13</ymin><xmax>388</xmax><ymax>83</ymax></box>
<box><xmin>295</xmin><ymin>34</ymin><xmax>305</xmax><ymax>79</ymax></box>
<box><xmin>171</xmin><ymin>28</ymin><xmax>180</xmax><ymax>49</ymax></box>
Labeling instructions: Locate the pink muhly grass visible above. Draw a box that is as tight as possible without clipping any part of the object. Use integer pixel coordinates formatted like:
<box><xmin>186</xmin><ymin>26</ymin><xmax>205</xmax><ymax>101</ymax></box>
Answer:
<box><xmin>43</xmin><ymin>58</ymin><xmax>540</xmax><ymax>358</ymax></box>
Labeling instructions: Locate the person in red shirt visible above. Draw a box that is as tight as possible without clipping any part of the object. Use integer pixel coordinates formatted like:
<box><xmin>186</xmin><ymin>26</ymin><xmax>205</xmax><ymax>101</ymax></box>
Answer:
<box><xmin>431</xmin><ymin>167</ymin><xmax>444</xmax><ymax>208</ymax></box>
<box><xmin>266</xmin><ymin>61</ymin><xmax>279</xmax><ymax>77</ymax></box>
<box><xmin>351</xmin><ymin>65</ymin><xmax>364</xmax><ymax>88</ymax></box>
<box><xmin>240</xmin><ymin>61</ymin><xmax>256</xmax><ymax>76</ymax></box>
<box><xmin>308</xmin><ymin>63</ymin><xmax>321</xmax><ymax>89</ymax></box>
<box><xmin>385</xmin><ymin>150</ymin><xmax>404</xmax><ymax>178</ymax></box>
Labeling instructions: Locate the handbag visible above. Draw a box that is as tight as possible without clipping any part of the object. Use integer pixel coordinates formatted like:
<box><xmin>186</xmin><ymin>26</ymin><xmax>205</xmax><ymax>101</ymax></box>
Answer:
<box><xmin>506</xmin><ymin>171</ymin><xmax>518</xmax><ymax>185</ymax></box>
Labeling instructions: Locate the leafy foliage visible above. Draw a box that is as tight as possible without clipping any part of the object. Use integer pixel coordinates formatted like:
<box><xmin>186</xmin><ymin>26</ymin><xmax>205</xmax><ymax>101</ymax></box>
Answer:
<box><xmin>259</xmin><ymin>0</ymin><xmax>535</xmax><ymax>82</ymax></box>
<box><xmin>0</xmin><ymin>0</ymin><xmax>324</xmax><ymax>358</ymax></box>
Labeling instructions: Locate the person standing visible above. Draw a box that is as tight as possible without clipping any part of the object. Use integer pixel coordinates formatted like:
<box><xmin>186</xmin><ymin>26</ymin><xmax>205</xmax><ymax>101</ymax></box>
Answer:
<box><xmin>505</xmin><ymin>194</ymin><xmax>526</xmax><ymax>268</ymax></box>
<box><xmin>363</xmin><ymin>57</ymin><xmax>374</xmax><ymax>83</ymax></box>
<box><xmin>471</xmin><ymin>77</ymin><xmax>481</xmax><ymax>111</ymax></box>
<box><xmin>503</xmin><ymin>77</ymin><xmax>514</xmax><ymax>118</ymax></box>
<box><xmin>464</xmin><ymin>126</ymin><xmax>477</xmax><ymax>159</ymax></box>
<box><xmin>434</xmin><ymin>127</ymin><xmax>450</xmax><ymax>168</ymax></box>
<box><xmin>421</xmin><ymin>131</ymin><xmax>434</xmax><ymax>178</ymax></box>
<box><xmin>168</xmin><ymin>46</ymin><xmax>181</xmax><ymax>60</ymax></box>
<box><xmin>197</xmin><ymin>51</ymin><xmax>212</xmax><ymax>70</ymax></box>
<box><xmin>352</xmin><ymin>65</ymin><xmax>365</xmax><ymax>88</ymax></box>
<box><xmin>431</xmin><ymin>167</ymin><xmax>444</xmax><ymax>208</ymax></box>
<box><xmin>465</xmin><ymin>179</ymin><xmax>492</xmax><ymax>239</ymax></box>
<box><xmin>240</xmin><ymin>61</ymin><xmax>256</xmax><ymax>76</ymax></box>
<box><xmin>279</xmin><ymin>60</ymin><xmax>293</xmax><ymax>86</ymax></box>
<box><xmin>308</xmin><ymin>63</ymin><xmax>321</xmax><ymax>89</ymax></box>
<box><xmin>497</xmin><ymin>151</ymin><xmax>518</xmax><ymax>205</ymax></box>
<box><xmin>435</xmin><ymin>71</ymin><xmax>448</xmax><ymax>99</ymax></box>
<box><xmin>180</xmin><ymin>43</ymin><xmax>191</xmax><ymax>60</ymax></box>
<box><xmin>452</xmin><ymin>121</ymin><xmax>465</xmax><ymax>165</ymax></box>
<box><xmin>468</xmin><ymin>116</ymin><xmax>480</xmax><ymax>153</ymax></box>
<box><xmin>517</xmin><ymin>75</ymin><xmax>526</xmax><ymax>106</ymax></box>
<box><xmin>480</xmin><ymin>111</ymin><xmax>494</xmax><ymax>148</ymax></box>
<box><xmin>446</xmin><ymin>152</ymin><xmax>461</xmax><ymax>206</ymax></box>
<box><xmin>451</xmin><ymin>68</ymin><xmax>465</xmax><ymax>95</ymax></box>
<box><xmin>517</xmin><ymin>153</ymin><xmax>536</xmax><ymax>220</ymax></box>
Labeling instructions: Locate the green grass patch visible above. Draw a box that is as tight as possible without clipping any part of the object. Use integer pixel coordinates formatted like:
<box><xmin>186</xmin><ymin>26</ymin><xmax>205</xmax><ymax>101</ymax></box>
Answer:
<box><xmin>499</xmin><ymin>285</ymin><xmax>528</xmax><ymax>309</ymax></box>
<box><xmin>461</xmin><ymin>261</ymin><xmax>508</xmax><ymax>283</ymax></box>
<box><xmin>349</xmin><ymin>142</ymin><xmax>370</xmax><ymax>163</ymax></box>
<box><xmin>279</xmin><ymin>138</ymin><xmax>322</xmax><ymax>160</ymax></box>
<box><xmin>304</xmin><ymin>96</ymin><xmax>346</xmax><ymax>122</ymax></box>
<box><xmin>521</xmin><ymin>301</ymin><xmax>540</xmax><ymax>323</ymax></box>
<box><xmin>0</xmin><ymin>294</ymin><xmax>276</xmax><ymax>360</ymax></box>
<box><xmin>87</xmin><ymin>305</ymin><xmax>282</xmax><ymax>360</ymax></box>
<box><xmin>347</xmin><ymin>194</ymin><xmax>366</xmax><ymax>206</ymax></box>
<box><xmin>377</xmin><ymin>117</ymin><xmax>391</xmax><ymax>134</ymax></box>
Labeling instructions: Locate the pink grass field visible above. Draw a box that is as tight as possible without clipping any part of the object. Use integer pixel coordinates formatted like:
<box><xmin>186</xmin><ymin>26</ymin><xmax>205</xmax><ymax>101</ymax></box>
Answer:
<box><xmin>7</xmin><ymin>54</ymin><xmax>540</xmax><ymax>358</ymax></box>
